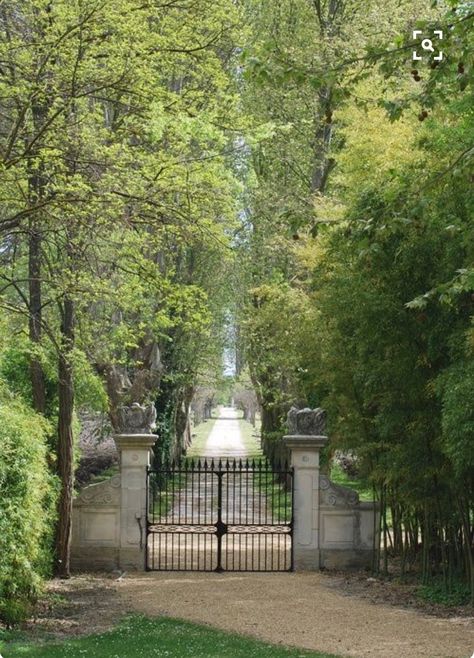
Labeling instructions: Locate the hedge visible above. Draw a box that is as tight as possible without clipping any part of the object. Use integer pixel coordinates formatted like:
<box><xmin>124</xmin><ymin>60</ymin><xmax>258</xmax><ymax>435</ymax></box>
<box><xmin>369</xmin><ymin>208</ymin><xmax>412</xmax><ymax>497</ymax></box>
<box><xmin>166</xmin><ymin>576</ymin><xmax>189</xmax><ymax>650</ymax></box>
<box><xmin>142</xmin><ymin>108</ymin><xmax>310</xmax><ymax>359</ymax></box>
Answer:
<box><xmin>0</xmin><ymin>389</ymin><xmax>56</xmax><ymax>625</ymax></box>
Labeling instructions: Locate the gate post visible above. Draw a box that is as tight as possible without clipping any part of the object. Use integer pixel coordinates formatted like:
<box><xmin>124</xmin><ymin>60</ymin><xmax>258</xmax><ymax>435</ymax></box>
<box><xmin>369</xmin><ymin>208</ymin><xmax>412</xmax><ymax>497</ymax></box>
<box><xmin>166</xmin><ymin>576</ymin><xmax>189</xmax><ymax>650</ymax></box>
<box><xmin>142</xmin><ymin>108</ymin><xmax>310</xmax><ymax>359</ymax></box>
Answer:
<box><xmin>114</xmin><ymin>433</ymin><xmax>155</xmax><ymax>569</ymax></box>
<box><xmin>113</xmin><ymin>404</ymin><xmax>157</xmax><ymax>570</ymax></box>
<box><xmin>284</xmin><ymin>408</ymin><xmax>328</xmax><ymax>570</ymax></box>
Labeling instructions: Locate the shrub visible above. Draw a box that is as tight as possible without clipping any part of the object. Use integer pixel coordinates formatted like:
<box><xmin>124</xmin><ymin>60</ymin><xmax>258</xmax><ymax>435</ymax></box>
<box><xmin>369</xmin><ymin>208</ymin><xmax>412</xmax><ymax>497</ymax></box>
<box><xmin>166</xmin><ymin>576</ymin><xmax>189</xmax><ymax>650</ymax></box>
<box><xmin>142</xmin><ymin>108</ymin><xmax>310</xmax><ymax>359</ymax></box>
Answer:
<box><xmin>0</xmin><ymin>385</ymin><xmax>56</xmax><ymax>626</ymax></box>
<box><xmin>417</xmin><ymin>579</ymin><xmax>471</xmax><ymax>606</ymax></box>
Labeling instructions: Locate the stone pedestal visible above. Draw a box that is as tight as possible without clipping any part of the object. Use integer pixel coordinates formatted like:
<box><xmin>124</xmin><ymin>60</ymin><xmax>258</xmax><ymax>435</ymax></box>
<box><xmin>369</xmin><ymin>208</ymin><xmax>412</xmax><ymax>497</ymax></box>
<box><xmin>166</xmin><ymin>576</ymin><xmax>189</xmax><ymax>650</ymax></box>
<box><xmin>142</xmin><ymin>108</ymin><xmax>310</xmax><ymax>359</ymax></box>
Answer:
<box><xmin>284</xmin><ymin>434</ymin><xmax>328</xmax><ymax>570</ymax></box>
<box><xmin>114</xmin><ymin>433</ymin><xmax>156</xmax><ymax>570</ymax></box>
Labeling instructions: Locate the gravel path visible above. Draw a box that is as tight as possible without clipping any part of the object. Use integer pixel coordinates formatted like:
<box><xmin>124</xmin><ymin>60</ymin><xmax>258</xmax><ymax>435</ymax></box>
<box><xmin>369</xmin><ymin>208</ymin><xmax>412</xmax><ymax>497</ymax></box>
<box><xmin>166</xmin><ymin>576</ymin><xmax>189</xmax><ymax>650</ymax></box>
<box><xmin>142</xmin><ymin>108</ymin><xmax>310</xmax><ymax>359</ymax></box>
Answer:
<box><xmin>200</xmin><ymin>406</ymin><xmax>248</xmax><ymax>458</ymax></box>
<box><xmin>118</xmin><ymin>571</ymin><xmax>474</xmax><ymax>658</ymax></box>
<box><xmin>158</xmin><ymin>407</ymin><xmax>263</xmax><ymax>527</ymax></box>
<box><xmin>167</xmin><ymin>407</ymin><xmax>257</xmax><ymax>523</ymax></box>
<box><xmin>133</xmin><ymin>411</ymin><xmax>474</xmax><ymax>656</ymax></box>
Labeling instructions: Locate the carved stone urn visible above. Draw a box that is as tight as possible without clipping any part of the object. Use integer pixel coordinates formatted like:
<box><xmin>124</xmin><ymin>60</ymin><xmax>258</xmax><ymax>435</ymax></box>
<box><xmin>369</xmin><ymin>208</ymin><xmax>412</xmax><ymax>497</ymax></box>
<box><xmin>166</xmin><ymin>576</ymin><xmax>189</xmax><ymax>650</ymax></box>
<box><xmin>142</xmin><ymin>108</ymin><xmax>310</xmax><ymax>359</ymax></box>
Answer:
<box><xmin>116</xmin><ymin>402</ymin><xmax>157</xmax><ymax>435</ymax></box>
<box><xmin>286</xmin><ymin>406</ymin><xmax>327</xmax><ymax>437</ymax></box>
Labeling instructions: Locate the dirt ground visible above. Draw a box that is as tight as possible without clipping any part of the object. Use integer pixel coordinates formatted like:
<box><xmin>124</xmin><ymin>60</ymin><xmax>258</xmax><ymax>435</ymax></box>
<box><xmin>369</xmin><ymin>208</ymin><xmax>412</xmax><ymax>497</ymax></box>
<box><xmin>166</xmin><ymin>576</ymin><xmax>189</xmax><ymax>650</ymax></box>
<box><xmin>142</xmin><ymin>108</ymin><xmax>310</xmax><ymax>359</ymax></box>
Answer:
<box><xmin>25</xmin><ymin>571</ymin><xmax>474</xmax><ymax>658</ymax></box>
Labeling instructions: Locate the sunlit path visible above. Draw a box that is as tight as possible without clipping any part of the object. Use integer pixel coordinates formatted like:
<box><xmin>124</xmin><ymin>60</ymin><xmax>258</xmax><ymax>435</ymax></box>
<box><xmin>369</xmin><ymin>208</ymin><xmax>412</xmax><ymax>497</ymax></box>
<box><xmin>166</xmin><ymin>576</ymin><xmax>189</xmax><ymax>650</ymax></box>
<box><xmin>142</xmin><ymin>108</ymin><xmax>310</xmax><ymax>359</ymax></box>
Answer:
<box><xmin>200</xmin><ymin>406</ymin><xmax>253</xmax><ymax>459</ymax></box>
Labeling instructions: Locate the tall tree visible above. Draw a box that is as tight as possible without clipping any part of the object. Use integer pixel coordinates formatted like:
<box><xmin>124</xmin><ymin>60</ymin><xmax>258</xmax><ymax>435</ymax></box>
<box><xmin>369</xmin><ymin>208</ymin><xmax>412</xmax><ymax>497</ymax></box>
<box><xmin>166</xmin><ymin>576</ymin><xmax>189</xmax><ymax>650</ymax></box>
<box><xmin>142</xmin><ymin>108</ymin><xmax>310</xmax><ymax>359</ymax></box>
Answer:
<box><xmin>0</xmin><ymin>0</ymin><xmax>242</xmax><ymax>576</ymax></box>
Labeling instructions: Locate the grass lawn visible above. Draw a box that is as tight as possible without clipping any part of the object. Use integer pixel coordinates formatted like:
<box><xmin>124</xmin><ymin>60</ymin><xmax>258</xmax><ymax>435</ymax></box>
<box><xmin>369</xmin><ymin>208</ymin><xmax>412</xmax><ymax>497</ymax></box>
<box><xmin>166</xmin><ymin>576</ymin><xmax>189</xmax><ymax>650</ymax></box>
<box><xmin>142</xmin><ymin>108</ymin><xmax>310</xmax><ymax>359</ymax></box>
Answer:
<box><xmin>187</xmin><ymin>416</ymin><xmax>218</xmax><ymax>458</ymax></box>
<box><xmin>0</xmin><ymin>616</ymin><xmax>342</xmax><ymax>658</ymax></box>
<box><xmin>237</xmin><ymin>415</ymin><xmax>263</xmax><ymax>459</ymax></box>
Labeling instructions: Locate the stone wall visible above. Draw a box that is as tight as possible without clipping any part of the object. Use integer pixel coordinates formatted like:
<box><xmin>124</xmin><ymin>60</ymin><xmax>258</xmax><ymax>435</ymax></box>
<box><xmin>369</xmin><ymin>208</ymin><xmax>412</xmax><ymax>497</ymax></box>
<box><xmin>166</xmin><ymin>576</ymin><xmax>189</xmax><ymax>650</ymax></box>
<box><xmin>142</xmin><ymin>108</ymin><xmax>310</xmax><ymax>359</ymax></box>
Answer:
<box><xmin>319</xmin><ymin>475</ymin><xmax>379</xmax><ymax>570</ymax></box>
<box><xmin>284</xmin><ymin>407</ymin><xmax>380</xmax><ymax>572</ymax></box>
<box><xmin>71</xmin><ymin>475</ymin><xmax>121</xmax><ymax>571</ymax></box>
<box><xmin>71</xmin><ymin>427</ymin><xmax>156</xmax><ymax>572</ymax></box>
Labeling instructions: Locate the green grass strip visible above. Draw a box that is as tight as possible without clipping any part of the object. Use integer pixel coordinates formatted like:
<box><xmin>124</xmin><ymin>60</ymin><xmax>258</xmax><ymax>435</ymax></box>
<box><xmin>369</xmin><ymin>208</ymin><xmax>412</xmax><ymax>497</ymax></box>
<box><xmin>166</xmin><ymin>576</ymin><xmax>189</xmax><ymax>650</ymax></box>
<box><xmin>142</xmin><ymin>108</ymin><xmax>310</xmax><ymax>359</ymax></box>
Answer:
<box><xmin>187</xmin><ymin>416</ymin><xmax>218</xmax><ymax>457</ymax></box>
<box><xmin>1</xmin><ymin>615</ymin><xmax>342</xmax><ymax>658</ymax></box>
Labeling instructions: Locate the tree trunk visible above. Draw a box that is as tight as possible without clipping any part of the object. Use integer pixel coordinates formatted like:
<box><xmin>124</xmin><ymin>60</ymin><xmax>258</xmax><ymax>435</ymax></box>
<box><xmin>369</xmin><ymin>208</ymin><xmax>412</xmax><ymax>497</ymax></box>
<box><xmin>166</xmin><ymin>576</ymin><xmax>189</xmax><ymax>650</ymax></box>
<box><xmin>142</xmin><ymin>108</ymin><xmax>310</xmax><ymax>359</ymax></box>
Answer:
<box><xmin>27</xmin><ymin>99</ymin><xmax>49</xmax><ymax>414</ymax></box>
<box><xmin>311</xmin><ymin>87</ymin><xmax>335</xmax><ymax>194</ymax></box>
<box><xmin>28</xmin><ymin>222</ymin><xmax>46</xmax><ymax>413</ymax></box>
<box><xmin>54</xmin><ymin>296</ymin><xmax>75</xmax><ymax>577</ymax></box>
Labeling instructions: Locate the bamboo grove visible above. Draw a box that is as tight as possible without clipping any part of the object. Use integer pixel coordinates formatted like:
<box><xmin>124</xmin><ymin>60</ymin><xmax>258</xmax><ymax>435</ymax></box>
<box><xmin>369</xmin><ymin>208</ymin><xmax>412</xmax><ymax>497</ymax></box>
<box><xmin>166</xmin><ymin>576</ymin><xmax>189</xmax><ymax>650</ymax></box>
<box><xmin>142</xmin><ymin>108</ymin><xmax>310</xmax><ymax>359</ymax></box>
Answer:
<box><xmin>237</xmin><ymin>0</ymin><xmax>473</xmax><ymax>601</ymax></box>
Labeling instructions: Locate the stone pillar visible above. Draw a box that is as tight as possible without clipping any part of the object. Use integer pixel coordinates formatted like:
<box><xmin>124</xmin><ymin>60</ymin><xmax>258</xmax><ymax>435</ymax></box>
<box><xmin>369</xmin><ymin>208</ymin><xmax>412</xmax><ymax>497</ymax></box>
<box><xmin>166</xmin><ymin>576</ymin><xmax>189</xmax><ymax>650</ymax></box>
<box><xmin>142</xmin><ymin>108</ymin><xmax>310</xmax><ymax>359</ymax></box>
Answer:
<box><xmin>284</xmin><ymin>434</ymin><xmax>328</xmax><ymax>570</ymax></box>
<box><xmin>284</xmin><ymin>406</ymin><xmax>328</xmax><ymax>570</ymax></box>
<box><xmin>113</xmin><ymin>433</ymin><xmax>156</xmax><ymax>569</ymax></box>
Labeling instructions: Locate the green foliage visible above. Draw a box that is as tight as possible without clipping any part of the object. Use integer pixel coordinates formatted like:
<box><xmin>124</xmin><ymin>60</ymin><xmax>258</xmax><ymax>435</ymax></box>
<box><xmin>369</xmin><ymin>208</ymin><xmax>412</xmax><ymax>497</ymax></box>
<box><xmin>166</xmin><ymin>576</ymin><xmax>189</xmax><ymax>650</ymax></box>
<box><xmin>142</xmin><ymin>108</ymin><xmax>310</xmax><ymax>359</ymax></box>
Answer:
<box><xmin>0</xmin><ymin>0</ymin><xmax>243</xmax><ymax>574</ymax></box>
<box><xmin>72</xmin><ymin>350</ymin><xmax>108</xmax><ymax>412</ymax></box>
<box><xmin>242</xmin><ymin>283</ymin><xmax>315</xmax><ymax>435</ymax></box>
<box><xmin>417</xmin><ymin>579</ymin><xmax>471</xmax><ymax>606</ymax></box>
<box><xmin>215</xmin><ymin>376</ymin><xmax>235</xmax><ymax>405</ymax></box>
<box><xmin>437</xmin><ymin>357</ymin><xmax>474</xmax><ymax>480</ymax></box>
<box><xmin>0</xmin><ymin>615</ymin><xmax>341</xmax><ymax>658</ymax></box>
<box><xmin>239</xmin><ymin>0</ymin><xmax>474</xmax><ymax>598</ymax></box>
<box><xmin>375</xmin><ymin>3</ymin><xmax>473</xmax><ymax>121</ymax></box>
<box><xmin>0</xmin><ymin>339</ymin><xmax>107</xmax><ymax>414</ymax></box>
<box><xmin>0</xmin><ymin>383</ymin><xmax>56</xmax><ymax>625</ymax></box>
<box><xmin>0</xmin><ymin>334</ymin><xmax>57</xmax><ymax>417</ymax></box>
<box><xmin>304</xmin><ymin>90</ymin><xmax>473</xmax><ymax>585</ymax></box>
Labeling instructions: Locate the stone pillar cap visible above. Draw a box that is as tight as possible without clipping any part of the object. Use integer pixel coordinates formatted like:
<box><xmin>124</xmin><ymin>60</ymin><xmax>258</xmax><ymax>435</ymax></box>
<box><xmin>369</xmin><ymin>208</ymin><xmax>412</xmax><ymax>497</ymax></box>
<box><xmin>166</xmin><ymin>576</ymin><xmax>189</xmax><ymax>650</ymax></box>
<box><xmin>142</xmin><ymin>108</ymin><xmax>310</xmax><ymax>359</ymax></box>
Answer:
<box><xmin>114</xmin><ymin>433</ymin><xmax>157</xmax><ymax>450</ymax></box>
<box><xmin>283</xmin><ymin>434</ymin><xmax>329</xmax><ymax>449</ymax></box>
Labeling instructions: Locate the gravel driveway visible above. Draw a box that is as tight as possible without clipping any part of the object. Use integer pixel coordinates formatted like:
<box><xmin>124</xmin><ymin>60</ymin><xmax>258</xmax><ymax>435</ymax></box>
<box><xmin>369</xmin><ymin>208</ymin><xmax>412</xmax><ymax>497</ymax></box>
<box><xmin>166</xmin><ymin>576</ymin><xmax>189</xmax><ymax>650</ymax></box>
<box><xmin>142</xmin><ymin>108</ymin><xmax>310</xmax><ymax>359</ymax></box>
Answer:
<box><xmin>118</xmin><ymin>571</ymin><xmax>473</xmax><ymax>658</ymax></box>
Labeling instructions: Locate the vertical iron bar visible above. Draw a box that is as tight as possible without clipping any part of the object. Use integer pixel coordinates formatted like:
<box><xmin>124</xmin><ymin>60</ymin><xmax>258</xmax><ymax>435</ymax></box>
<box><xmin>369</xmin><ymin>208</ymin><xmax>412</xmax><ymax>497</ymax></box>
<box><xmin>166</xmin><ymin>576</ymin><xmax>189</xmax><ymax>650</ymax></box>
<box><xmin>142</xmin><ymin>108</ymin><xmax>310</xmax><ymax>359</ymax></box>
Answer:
<box><xmin>184</xmin><ymin>463</ymin><xmax>188</xmax><ymax>527</ymax></box>
<box><xmin>239</xmin><ymin>530</ymin><xmax>242</xmax><ymax>571</ymax></box>
<box><xmin>239</xmin><ymin>460</ymin><xmax>243</xmax><ymax>527</ymax></box>
<box><xmin>251</xmin><ymin>462</ymin><xmax>254</xmax><ymax>525</ymax></box>
<box><xmin>204</xmin><ymin>461</ymin><xmax>208</xmax><ymax>525</ymax></box>
<box><xmin>247</xmin><ymin>464</ymin><xmax>250</xmax><ymax>525</ymax></box>
<box><xmin>232</xmin><ymin>462</ymin><xmax>236</xmax><ymax>525</ymax></box>
<box><xmin>165</xmin><ymin>523</ymin><xmax>168</xmax><ymax>570</ymax></box>
<box><xmin>171</xmin><ymin>465</ymin><xmax>176</xmax><ymax>524</ymax></box>
<box><xmin>226</xmin><ymin>467</ymin><xmax>229</xmax><ymax>524</ymax></box>
<box><xmin>290</xmin><ymin>468</ymin><xmax>295</xmax><ymax>571</ymax></box>
<box><xmin>178</xmin><ymin>464</ymin><xmax>182</xmax><ymax>527</ymax></box>
<box><xmin>197</xmin><ymin>460</ymin><xmax>201</xmax><ymax>523</ymax></box>
<box><xmin>145</xmin><ymin>469</ymin><xmax>149</xmax><ymax>571</ymax></box>
<box><xmin>271</xmin><ymin>465</ymin><xmax>275</xmax><ymax>526</ymax></box>
<box><xmin>215</xmin><ymin>468</ymin><xmax>224</xmax><ymax>572</ymax></box>
<box><xmin>172</xmin><ymin>529</ymin><xmax>175</xmax><ymax>571</ymax></box>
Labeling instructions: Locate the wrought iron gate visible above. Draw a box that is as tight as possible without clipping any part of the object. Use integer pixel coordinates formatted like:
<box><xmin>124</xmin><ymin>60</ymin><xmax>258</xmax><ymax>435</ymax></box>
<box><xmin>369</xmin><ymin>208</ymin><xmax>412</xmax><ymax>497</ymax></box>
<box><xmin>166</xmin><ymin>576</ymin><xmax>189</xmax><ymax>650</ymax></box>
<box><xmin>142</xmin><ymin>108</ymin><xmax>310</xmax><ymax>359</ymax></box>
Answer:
<box><xmin>146</xmin><ymin>459</ymin><xmax>293</xmax><ymax>572</ymax></box>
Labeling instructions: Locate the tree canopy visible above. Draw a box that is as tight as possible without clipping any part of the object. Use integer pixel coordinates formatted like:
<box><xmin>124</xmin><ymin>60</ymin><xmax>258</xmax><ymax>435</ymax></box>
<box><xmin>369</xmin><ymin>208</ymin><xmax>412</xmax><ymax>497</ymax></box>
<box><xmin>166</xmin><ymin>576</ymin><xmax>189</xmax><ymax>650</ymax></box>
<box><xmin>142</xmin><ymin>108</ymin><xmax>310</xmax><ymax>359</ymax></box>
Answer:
<box><xmin>0</xmin><ymin>0</ymin><xmax>472</xmax><ymax>614</ymax></box>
